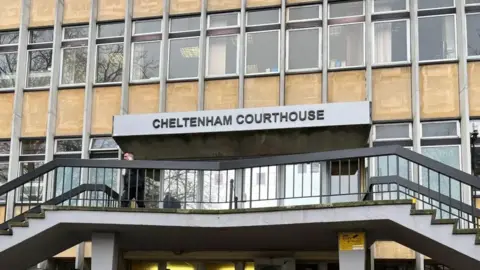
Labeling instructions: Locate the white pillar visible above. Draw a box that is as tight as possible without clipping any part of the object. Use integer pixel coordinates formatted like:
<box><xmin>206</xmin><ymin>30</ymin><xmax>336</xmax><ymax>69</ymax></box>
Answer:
<box><xmin>91</xmin><ymin>233</ymin><xmax>119</xmax><ymax>270</ymax></box>
<box><xmin>338</xmin><ymin>232</ymin><xmax>366</xmax><ymax>270</ymax></box>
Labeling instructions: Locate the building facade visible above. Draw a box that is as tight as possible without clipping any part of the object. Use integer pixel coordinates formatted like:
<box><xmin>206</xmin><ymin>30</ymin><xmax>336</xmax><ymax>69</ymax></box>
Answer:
<box><xmin>0</xmin><ymin>0</ymin><xmax>480</xmax><ymax>269</ymax></box>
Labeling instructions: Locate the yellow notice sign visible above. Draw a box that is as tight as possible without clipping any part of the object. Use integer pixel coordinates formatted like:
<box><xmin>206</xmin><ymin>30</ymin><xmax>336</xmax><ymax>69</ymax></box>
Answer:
<box><xmin>339</xmin><ymin>232</ymin><xmax>365</xmax><ymax>251</ymax></box>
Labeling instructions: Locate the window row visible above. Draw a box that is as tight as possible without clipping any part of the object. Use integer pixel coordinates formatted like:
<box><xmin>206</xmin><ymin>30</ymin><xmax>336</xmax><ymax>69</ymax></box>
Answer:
<box><xmin>374</xmin><ymin>121</ymin><xmax>460</xmax><ymax>141</ymax></box>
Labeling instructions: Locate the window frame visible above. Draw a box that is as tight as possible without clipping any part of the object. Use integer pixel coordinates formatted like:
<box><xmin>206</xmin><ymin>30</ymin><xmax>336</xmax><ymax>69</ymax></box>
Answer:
<box><xmin>417</xmin><ymin>0</ymin><xmax>455</xmax><ymax>11</ymax></box>
<box><xmin>28</xmin><ymin>29</ymin><xmax>54</xmax><ymax>45</ymax></box>
<box><xmin>96</xmin><ymin>23</ymin><xmax>125</xmax><ymax>39</ymax></box>
<box><xmin>0</xmin><ymin>51</ymin><xmax>18</xmax><ymax>90</ymax></box>
<box><xmin>418</xmin><ymin>14</ymin><xmax>458</xmax><ymax>63</ymax></box>
<box><xmin>0</xmin><ymin>31</ymin><xmax>20</xmax><ymax>47</ymax></box>
<box><xmin>16</xmin><ymin>161</ymin><xmax>45</xmax><ymax>204</ymax></box>
<box><xmin>0</xmin><ymin>141</ymin><xmax>10</xmax><ymax>156</ymax></box>
<box><xmin>286</xmin><ymin>4</ymin><xmax>322</xmax><ymax>23</ymax></box>
<box><xmin>372</xmin><ymin>0</ymin><xmax>409</xmax><ymax>14</ymax></box>
<box><xmin>20</xmin><ymin>140</ymin><xmax>46</xmax><ymax>156</ymax></box>
<box><xmin>420</xmin><ymin>144</ymin><xmax>462</xmax><ymax>171</ymax></box>
<box><xmin>286</xmin><ymin>27</ymin><xmax>322</xmax><ymax>72</ymax></box>
<box><xmin>167</xmin><ymin>36</ymin><xmax>201</xmax><ymax>81</ymax></box>
<box><xmin>132</xmin><ymin>19</ymin><xmax>163</xmax><ymax>36</ymax></box>
<box><xmin>169</xmin><ymin>16</ymin><xmax>201</xmax><ymax>34</ymax></box>
<box><xmin>372</xmin><ymin>18</ymin><xmax>411</xmax><ymax>66</ymax></box>
<box><xmin>421</xmin><ymin>121</ymin><xmax>460</xmax><ymax>139</ymax></box>
<box><xmin>59</xmin><ymin>45</ymin><xmax>88</xmax><ymax>87</ymax></box>
<box><xmin>54</xmin><ymin>138</ymin><xmax>83</xmax><ymax>154</ymax></box>
<box><xmin>245</xmin><ymin>29</ymin><xmax>281</xmax><ymax>76</ymax></box>
<box><xmin>246</xmin><ymin>9</ymin><xmax>281</xmax><ymax>27</ymax></box>
<box><xmin>89</xmin><ymin>137</ymin><xmax>119</xmax><ymax>152</ymax></box>
<box><xmin>94</xmin><ymin>42</ymin><xmax>125</xmax><ymax>85</ymax></box>
<box><xmin>207</xmin><ymin>12</ymin><xmax>240</xmax><ymax>30</ymax></box>
<box><xmin>130</xmin><ymin>40</ymin><xmax>162</xmax><ymax>83</ymax></box>
<box><xmin>328</xmin><ymin>0</ymin><xmax>365</xmax><ymax>19</ymax></box>
<box><xmin>62</xmin><ymin>25</ymin><xmax>89</xmax><ymax>41</ymax></box>
<box><xmin>25</xmin><ymin>48</ymin><xmax>53</xmax><ymax>89</ymax></box>
<box><xmin>466</xmin><ymin>12</ymin><xmax>480</xmax><ymax>60</ymax></box>
<box><xmin>466</xmin><ymin>0</ymin><xmax>480</xmax><ymax>6</ymax></box>
<box><xmin>328</xmin><ymin>22</ymin><xmax>366</xmax><ymax>69</ymax></box>
<box><xmin>205</xmin><ymin>34</ymin><xmax>240</xmax><ymax>78</ymax></box>
<box><xmin>373</xmin><ymin>123</ymin><xmax>413</xmax><ymax>141</ymax></box>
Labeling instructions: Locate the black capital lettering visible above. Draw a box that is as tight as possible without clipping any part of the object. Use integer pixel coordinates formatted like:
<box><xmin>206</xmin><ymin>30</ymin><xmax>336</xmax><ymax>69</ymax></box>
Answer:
<box><xmin>317</xmin><ymin>110</ymin><xmax>325</xmax><ymax>120</ymax></box>
<box><xmin>236</xmin><ymin>115</ymin><xmax>244</xmax><ymax>124</ymax></box>
<box><xmin>152</xmin><ymin>119</ymin><xmax>160</xmax><ymax>129</ymax></box>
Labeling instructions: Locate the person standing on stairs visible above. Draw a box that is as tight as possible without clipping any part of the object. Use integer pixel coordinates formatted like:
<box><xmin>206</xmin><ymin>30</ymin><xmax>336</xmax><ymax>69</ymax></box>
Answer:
<box><xmin>121</xmin><ymin>152</ymin><xmax>146</xmax><ymax>208</ymax></box>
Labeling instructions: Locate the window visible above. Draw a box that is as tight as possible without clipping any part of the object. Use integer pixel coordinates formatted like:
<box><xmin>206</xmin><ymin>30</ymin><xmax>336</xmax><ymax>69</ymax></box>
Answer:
<box><xmin>329</xmin><ymin>1</ymin><xmax>364</xmax><ymax>18</ymax></box>
<box><xmin>418</xmin><ymin>0</ymin><xmax>454</xmax><ymax>10</ymax></box>
<box><xmin>63</xmin><ymin>25</ymin><xmax>88</xmax><ymax>40</ymax></box>
<box><xmin>421</xmin><ymin>145</ymin><xmax>461</xmax><ymax>199</ymax></box>
<box><xmin>27</xmin><ymin>49</ymin><xmax>53</xmax><ymax>88</ymax></box>
<box><xmin>61</xmin><ymin>46</ymin><xmax>87</xmax><ymax>85</ymax></box>
<box><xmin>373</xmin><ymin>20</ymin><xmax>409</xmax><ymax>65</ymax></box>
<box><xmin>0</xmin><ymin>52</ymin><xmax>17</xmax><ymax>89</ymax></box>
<box><xmin>421</xmin><ymin>121</ymin><xmax>459</xmax><ymax>138</ymax></box>
<box><xmin>89</xmin><ymin>137</ymin><xmax>118</xmax><ymax>151</ymax></box>
<box><xmin>55</xmin><ymin>139</ymin><xmax>82</xmax><ymax>154</ymax></box>
<box><xmin>256</xmin><ymin>172</ymin><xmax>266</xmax><ymax>185</ymax></box>
<box><xmin>0</xmin><ymin>31</ymin><xmax>19</xmax><ymax>45</ymax></box>
<box><xmin>168</xmin><ymin>37</ymin><xmax>200</xmax><ymax>79</ymax></box>
<box><xmin>418</xmin><ymin>15</ymin><xmax>456</xmax><ymax>61</ymax></box>
<box><xmin>131</xmin><ymin>41</ymin><xmax>161</xmax><ymax>81</ymax></box>
<box><xmin>170</xmin><ymin>16</ymin><xmax>200</xmax><ymax>32</ymax></box>
<box><xmin>133</xmin><ymin>19</ymin><xmax>162</xmax><ymax>35</ymax></box>
<box><xmin>467</xmin><ymin>0</ymin><xmax>480</xmax><ymax>5</ymax></box>
<box><xmin>96</xmin><ymin>43</ymin><xmax>124</xmax><ymax>83</ymax></box>
<box><xmin>373</xmin><ymin>0</ymin><xmax>408</xmax><ymax>13</ymax></box>
<box><xmin>0</xmin><ymin>141</ymin><xmax>10</xmax><ymax>155</ymax></box>
<box><xmin>21</xmin><ymin>139</ymin><xmax>46</xmax><ymax>155</ymax></box>
<box><xmin>29</xmin><ymin>29</ymin><xmax>54</xmax><ymax>44</ymax></box>
<box><xmin>287</xmin><ymin>28</ymin><xmax>321</xmax><ymax>71</ymax></box>
<box><xmin>0</xmin><ymin>163</ymin><xmax>7</xmax><ymax>201</ymax></box>
<box><xmin>97</xmin><ymin>23</ymin><xmax>125</xmax><ymax>38</ymax></box>
<box><xmin>287</xmin><ymin>5</ymin><xmax>321</xmax><ymax>22</ymax></box>
<box><xmin>247</xmin><ymin>9</ymin><xmax>280</xmax><ymax>26</ymax></box>
<box><xmin>208</xmin><ymin>13</ymin><xmax>239</xmax><ymax>29</ymax></box>
<box><xmin>17</xmin><ymin>161</ymin><xmax>44</xmax><ymax>203</ymax></box>
<box><xmin>329</xmin><ymin>23</ymin><xmax>364</xmax><ymax>68</ymax></box>
<box><xmin>467</xmin><ymin>13</ymin><xmax>480</xmax><ymax>58</ymax></box>
<box><xmin>246</xmin><ymin>31</ymin><xmax>279</xmax><ymax>74</ymax></box>
<box><xmin>374</xmin><ymin>123</ymin><xmax>411</xmax><ymax>141</ymax></box>
<box><xmin>207</xmin><ymin>35</ymin><xmax>238</xmax><ymax>77</ymax></box>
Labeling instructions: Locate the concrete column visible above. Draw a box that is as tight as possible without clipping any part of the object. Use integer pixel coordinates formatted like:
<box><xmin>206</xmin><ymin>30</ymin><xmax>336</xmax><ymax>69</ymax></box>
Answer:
<box><xmin>238</xmin><ymin>0</ymin><xmax>246</xmax><ymax>108</ymax></box>
<box><xmin>279</xmin><ymin>0</ymin><xmax>286</xmax><ymax>106</ymax></box>
<box><xmin>338</xmin><ymin>232</ymin><xmax>366</xmax><ymax>270</ymax></box>
<box><xmin>235</xmin><ymin>262</ymin><xmax>245</xmax><ymax>270</ymax></box>
<box><xmin>159</xmin><ymin>0</ymin><xmax>170</xmax><ymax>112</ymax></box>
<box><xmin>91</xmin><ymin>233</ymin><xmax>119</xmax><ymax>270</ymax></box>
<box><xmin>321</xmin><ymin>0</ymin><xmax>328</xmax><ymax>103</ymax></box>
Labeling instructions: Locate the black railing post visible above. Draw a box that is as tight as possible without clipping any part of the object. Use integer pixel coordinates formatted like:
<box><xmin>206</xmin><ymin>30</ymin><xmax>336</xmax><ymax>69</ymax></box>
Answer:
<box><xmin>229</xmin><ymin>179</ymin><xmax>234</xmax><ymax>210</ymax></box>
<box><xmin>470</xmin><ymin>126</ymin><xmax>478</xmax><ymax>176</ymax></box>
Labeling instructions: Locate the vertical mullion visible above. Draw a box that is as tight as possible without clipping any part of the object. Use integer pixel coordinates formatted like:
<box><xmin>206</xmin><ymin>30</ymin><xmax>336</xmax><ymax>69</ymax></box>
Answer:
<box><xmin>159</xmin><ymin>0</ymin><xmax>170</xmax><ymax>112</ymax></box>
<box><xmin>321</xmin><ymin>0</ymin><xmax>328</xmax><ymax>103</ymax></box>
<box><xmin>120</xmin><ymin>0</ymin><xmax>133</xmax><ymax>115</ymax></box>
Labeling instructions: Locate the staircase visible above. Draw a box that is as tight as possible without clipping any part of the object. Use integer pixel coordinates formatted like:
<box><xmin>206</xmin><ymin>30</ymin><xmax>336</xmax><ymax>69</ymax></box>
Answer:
<box><xmin>0</xmin><ymin>146</ymin><xmax>478</xmax><ymax>269</ymax></box>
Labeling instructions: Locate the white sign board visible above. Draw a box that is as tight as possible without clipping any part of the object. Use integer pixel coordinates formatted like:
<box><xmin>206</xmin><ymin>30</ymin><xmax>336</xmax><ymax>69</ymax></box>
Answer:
<box><xmin>113</xmin><ymin>102</ymin><xmax>371</xmax><ymax>137</ymax></box>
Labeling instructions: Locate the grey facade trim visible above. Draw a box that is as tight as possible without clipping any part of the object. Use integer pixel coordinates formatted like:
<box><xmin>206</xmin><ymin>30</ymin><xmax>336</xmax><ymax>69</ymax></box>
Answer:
<box><xmin>159</xmin><ymin>0</ymin><xmax>170</xmax><ymax>112</ymax></box>
<box><xmin>457</xmin><ymin>0</ymin><xmax>471</xmax><ymax>174</ymax></box>
<box><xmin>6</xmin><ymin>0</ymin><xmax>31</xmax><ymax>221</ymax></box>
<box><xmin>410</xmin><ymin>0</ymin><xmax>421</xmax><ymax>153</ymax></box>
<box><xmin>365</xmin><ymin>0</ymin><xmax>372</xmax><ymax>102</ymax></box>
<box><xmin>76</xmin><ymin>0</ymin><xmax>98</xmax><ymax>267</ymax></box>
<box><xmin>279</xmin><ymin>0</ymin><xmax>286</xmax><ymax>106</ymax></box>
<box><xmin>120</xmin><ymin>0</ymin><xmax>134</xmax><ymax>115</ymax></box>
<box><xmin>238</xmin><ymin>0</ymin><xmax>247</xmax><ymax>108</ymax></box>
<box><xmin>322</xmin><ymin>1</ymin><xmax>328</xmax><ymax>103</ymax></box>
<box><xmin>197</xmin><ymin>0</ymin><xmax>208</xmax><ymax>111</ymax></box>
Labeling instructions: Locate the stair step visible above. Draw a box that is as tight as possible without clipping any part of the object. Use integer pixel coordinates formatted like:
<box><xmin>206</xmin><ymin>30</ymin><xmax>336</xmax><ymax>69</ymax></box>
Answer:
<box><xmin>24</xmin><ymin>212</ymin><xmax>45</xmax><ymax>219</ymax></box>
<box><xmin>410</xmin><ymin>209</ymin><xmax>436</xmax><ymax>216</ymax></box>
<box><xmin>8</xmin><ymin>221</ymin><xmax>29</xmax><ymax>228</ymax></box>
<box><xmin>0</xmin><ymin>229</ymin><xmax>12</xmax><ymax>236</ymax></box>
<box><xmin>431</xmin><ymin>219</ymin><xmax>457</xmax><ymax>225</ymax></box>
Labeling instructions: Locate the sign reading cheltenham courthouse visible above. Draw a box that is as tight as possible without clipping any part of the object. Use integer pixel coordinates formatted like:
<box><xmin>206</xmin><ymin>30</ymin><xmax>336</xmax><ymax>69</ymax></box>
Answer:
<box><xmin>113</xmin><ymin>101</ymin><xmax>371</xmax><ymax>136</ymax></box>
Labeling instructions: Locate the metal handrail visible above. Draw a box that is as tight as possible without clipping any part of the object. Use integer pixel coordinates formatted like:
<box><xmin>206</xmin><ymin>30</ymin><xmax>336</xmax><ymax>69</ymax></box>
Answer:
<box><xmin>1</xmin><ymin>145</ymin><xmax>478</xmax><ymax>198</ymax></box>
